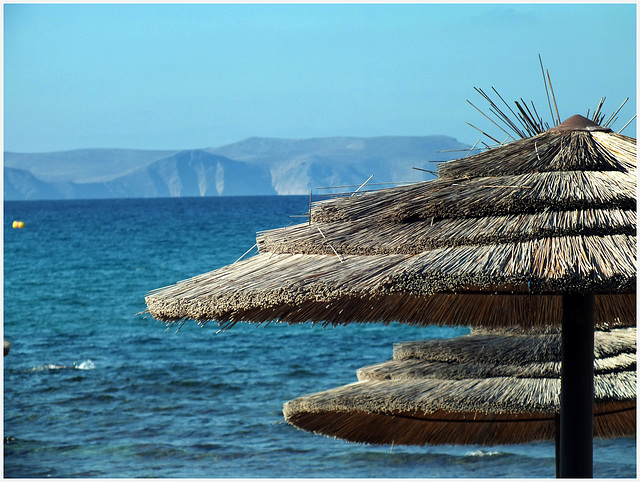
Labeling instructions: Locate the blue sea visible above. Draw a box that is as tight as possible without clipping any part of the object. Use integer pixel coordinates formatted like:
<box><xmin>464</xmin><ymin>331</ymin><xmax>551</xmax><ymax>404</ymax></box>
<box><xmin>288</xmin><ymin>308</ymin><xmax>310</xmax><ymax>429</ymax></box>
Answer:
<box><xmin>3</xmin><ymin>196</ymin><xmax>636</xmax><ymax>478</ymax></box>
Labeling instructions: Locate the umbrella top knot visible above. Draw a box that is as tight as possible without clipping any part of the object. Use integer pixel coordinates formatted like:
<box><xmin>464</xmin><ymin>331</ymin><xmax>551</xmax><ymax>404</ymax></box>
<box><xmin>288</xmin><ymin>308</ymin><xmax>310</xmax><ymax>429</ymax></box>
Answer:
<box><xmin>548</xmin><ymin>114</ymin><xmax>611</xmax><ymax>133</ymax></box>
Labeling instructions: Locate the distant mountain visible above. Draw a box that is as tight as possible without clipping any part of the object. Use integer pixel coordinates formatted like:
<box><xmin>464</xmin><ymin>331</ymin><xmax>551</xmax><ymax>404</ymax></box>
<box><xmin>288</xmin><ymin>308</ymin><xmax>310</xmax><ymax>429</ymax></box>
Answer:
<box><xmin>4</xmin><ymin>136</ymin><xmax>470</xmax><ymax>200</ymax></box>
<box><xmin>4</xmin><ymin>167</ymin><xmax>65</xmax><ymax>200</ymax></box>
<box><xmin>209</xmin><ymin>136</ymin><xmax>468</xmax><ymax>194</ymax></box>
<box><xmin>101</xmin><ymin>150</ymin><xmax>276</xmax><ymax>198</ymax></box>
<box><xmin>5</xmin><ymin>150</ymin><xmax>276</xmax><ymax>200</ymax></box>
<box><xmin>4</xmin><ymin>148</ymin><xmax>179</xmax><ymax>183</ymax></box>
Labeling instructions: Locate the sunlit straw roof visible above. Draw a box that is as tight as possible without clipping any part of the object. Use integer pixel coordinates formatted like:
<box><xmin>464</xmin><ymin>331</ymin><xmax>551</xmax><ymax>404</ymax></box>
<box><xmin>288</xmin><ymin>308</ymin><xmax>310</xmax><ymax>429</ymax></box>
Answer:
<box><xmin>145</xmin><ymin>115</ymin><xmax>636</xmax><ymax>330</ymax></box>
<box><xmin>283</xmin><ymin>327</ymin><xmax>636</xmax><ymax>446</ymax></box>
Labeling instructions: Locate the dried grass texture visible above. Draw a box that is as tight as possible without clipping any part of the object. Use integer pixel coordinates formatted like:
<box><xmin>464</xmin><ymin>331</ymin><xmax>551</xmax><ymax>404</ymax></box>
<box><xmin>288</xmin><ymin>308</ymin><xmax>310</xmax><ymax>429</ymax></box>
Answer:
<box><xmin>260</xmin><ymin>208</ymin><xmax>635</xmax><ymax>255</ymax></box>
<box><xmin>283</xmin><ymin>328</ymin><xmax>636</xmax><ymax>446</ymax></box>
<box><xmin>145</xmin><ymin>251</ymin><xmax>636</xmax><ymax>328</ymax></box>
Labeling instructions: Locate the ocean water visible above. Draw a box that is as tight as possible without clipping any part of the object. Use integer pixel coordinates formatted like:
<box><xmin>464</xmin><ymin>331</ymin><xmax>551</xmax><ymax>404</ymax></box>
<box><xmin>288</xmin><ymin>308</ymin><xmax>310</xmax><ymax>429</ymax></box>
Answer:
<box><xmin>3</xmin><ymin>196</ymin><xmax>636</xmax><ymax>478</ymax></box>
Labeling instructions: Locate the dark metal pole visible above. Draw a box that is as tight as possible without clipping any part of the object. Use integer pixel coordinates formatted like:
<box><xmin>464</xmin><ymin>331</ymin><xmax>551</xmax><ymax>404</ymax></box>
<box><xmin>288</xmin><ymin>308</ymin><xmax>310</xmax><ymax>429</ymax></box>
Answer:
<box><xmin>555</xmin><ymin>413</ymin><xmax>560</xmax><ymax>478</ymax></box>
<box><xmin>559</xmin><ymin>293</ymin><xmax>594</xmax><ymax>478</ymax></box>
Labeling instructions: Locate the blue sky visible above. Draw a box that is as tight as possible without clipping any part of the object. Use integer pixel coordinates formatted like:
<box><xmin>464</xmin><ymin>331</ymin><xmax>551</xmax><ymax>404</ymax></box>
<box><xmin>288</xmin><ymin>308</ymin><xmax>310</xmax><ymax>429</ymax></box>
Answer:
<box><xmin>4</xmin><ymin>3</ymin><xmax>637</xmax><ymax>153</ymax></box>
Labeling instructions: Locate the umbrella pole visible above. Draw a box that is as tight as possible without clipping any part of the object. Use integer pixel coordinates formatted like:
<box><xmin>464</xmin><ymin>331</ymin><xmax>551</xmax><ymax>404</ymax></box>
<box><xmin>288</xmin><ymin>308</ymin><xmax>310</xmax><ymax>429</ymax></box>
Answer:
<box><xmin>558</xmin><ymin>293</ymin><xmax>594</xmax><ymax>478</ymax></box>
<box><xmin>554</xmin><ymin>414</ymin><xmax>560</xmax><ymax>477</ymax></box>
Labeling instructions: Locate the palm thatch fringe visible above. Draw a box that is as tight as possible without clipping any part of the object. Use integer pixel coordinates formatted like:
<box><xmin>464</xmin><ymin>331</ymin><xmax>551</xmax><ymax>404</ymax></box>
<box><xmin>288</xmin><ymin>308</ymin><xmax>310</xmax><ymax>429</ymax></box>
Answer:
<box><xmin>436</xmin><ymin>131</ymin><xmax>634</xmax><ymax>179</ymax></box>
<box><xmin>311</xmin><ymin>170</ymin><xmax>635</xmax><ymax>224</ymax></box>
<box><xmin>146</xmin><ymin>230</ymin><xmax>635</xmax><ymax>326</ymax></box>
<box><xmin>146</xmin><ymin>266</ymin><xmax>636</xmax><ymax>330</ymax></box>
<box><xmin>591</xmin><ymin>131</ymin><xmax>637</xmax><ymax>162</ymax></box>
<box><xmin>356</xmin><ymin>353</ymin><xmax>636</xmax><ymax>381</ymax></box>
<box><xmin>357</xmin><ymin>328</ymin><xmax>636</xmax><ymax>381</ymax></box>
<box><xmin>391</xmin><ymin>328</ymin><xmax>636</xmax><ymax>364</ymax></box>
<box><xmin>282</xmin><ymin>375</ymin><xmax>635</xmax><ymax>441</ymax></box>
<box><xmin>384</xmin><ymin>234</ymin><xmax>635</xmax><ymax>294</ymax></box>
<box><xmin>258</xmin><ymin>208</ymin><xmax>635</xmax><ymax>256</ymax></box>
<box><xmin>283</xmin><ymin>401</ymin><xmax>635</xmax><ymax>446</ymax></box>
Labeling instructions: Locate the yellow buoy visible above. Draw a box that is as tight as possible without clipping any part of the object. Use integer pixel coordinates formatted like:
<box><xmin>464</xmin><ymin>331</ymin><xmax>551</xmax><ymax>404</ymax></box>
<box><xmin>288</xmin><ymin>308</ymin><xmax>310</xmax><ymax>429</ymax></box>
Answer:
<box><xmin>12</xmin><ymin>221</ymin><xmax>25</xmax><ymax>229</ymax></box>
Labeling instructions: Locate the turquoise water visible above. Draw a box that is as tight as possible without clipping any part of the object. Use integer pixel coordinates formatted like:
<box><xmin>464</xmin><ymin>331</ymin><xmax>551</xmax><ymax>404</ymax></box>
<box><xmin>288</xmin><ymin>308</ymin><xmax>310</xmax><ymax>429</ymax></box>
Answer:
<box><xmin>3</xmin><ymin>196</ymin><xmax>636</xmax><ymax>478</ymax></box>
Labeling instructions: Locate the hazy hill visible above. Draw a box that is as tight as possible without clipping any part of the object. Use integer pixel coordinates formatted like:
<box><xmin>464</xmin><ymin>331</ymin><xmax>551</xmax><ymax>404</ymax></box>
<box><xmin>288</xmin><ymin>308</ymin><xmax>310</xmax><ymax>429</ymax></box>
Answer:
<box><xmin>101</xmin><ymin>150</ymin><xmax>276</xmax><ymax>198</ymax></box>
<box><xmin>4</xmin><ymin>148</ymin><xmax>179</xmax><ymax>183</ymax></box>
<box><xmin>4</xmin><ymin>167</ymin><xmax>64</xmax><ymax>200</ymax></box>
<box><xmin>4</xmin><ymin>136</ymin><xmax>470</xmax><ymax>200</ymax></box>
<box><xmin>209</xmin><ymin>136</ymin><xmax>469</xmax><ymax>194</ymax></box>
<box><xmin>211</xmin><ymin>136</ymin><xmax>462</xmax><ymax>165</ymax></box>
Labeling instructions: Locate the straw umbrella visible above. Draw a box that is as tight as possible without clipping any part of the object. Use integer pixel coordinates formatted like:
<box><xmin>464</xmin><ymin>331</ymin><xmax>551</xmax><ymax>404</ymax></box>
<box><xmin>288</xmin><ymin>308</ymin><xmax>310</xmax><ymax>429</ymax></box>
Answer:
<box><xmin>146</xmin><ymin>115</ymin><xmax>635</xmax><ymax>331</ymax></box>
<box><xmin>145</xmin><ymin>114</ymin><xmax>636</xmax><ymax>477</ymax></box>
<box><xmin>283</xmin><ymin>328</ymin><xmax>636</xmax><ymax>452</ymax></box>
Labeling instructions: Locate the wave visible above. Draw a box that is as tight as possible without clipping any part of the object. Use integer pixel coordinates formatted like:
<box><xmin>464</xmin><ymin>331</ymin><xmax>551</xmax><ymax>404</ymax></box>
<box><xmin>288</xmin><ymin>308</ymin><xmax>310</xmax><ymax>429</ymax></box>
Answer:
<box><xmin>30</xmin><ymin>360</ymin><xmax>95</xmax><ymax>371</ymax></box>
<box><xmin>466</xmin><ymin>449</ymin><xmax>508</xmax><ymax>457</ymax></box>
<box><xmin>76</xmin><ymin>360</ymin><xmax>95</xmax><ymax>370</ymax></box>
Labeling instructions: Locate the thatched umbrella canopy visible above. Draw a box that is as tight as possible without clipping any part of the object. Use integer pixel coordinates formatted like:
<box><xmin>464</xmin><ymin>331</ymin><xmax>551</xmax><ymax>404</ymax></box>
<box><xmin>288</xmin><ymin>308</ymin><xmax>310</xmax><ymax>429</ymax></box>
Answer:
<box><xmin>144</xmin><ymin>113</ymin><xmax>636</xmax><ymax>477</ymax></box>
<box><xmin>145</xmin><ymin>116</ymin><xmax>635</xmax><ymax>331</ymax></box>
<box><xmin>283</xmin><ymin>328</ymin><xmax>636</xmax><ymax>447</ymax></box>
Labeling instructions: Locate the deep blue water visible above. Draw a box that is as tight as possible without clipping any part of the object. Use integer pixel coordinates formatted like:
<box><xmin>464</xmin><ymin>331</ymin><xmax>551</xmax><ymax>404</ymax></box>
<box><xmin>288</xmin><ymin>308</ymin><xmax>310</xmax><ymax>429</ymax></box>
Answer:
<box><xmin>3</xmin><ymin>196</ymin><xmax>636</xmax><ymax>478</ymax></box>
